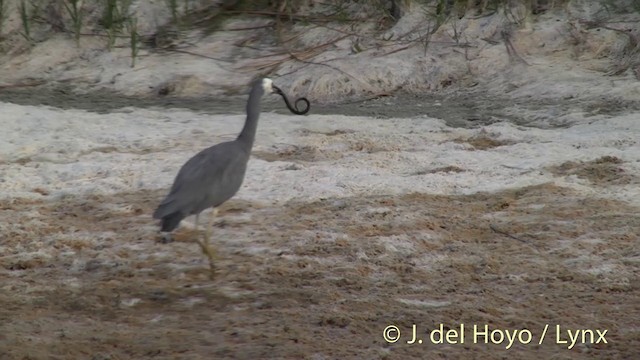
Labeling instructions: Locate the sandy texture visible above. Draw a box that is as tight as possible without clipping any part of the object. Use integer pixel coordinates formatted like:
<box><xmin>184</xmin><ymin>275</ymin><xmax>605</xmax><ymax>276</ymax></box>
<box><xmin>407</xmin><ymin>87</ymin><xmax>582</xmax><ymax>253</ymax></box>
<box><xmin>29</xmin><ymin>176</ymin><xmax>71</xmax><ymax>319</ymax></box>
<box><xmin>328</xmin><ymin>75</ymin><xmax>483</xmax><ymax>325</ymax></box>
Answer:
<box><xmin>1</xmin><ymin>186</ymin><xmax>638</xmax><ymax>359</ymax></box>
<box><xmin>1</xmin><ymin>98</ymin><xmax>639</xmax><ymax>358</ymax></box>
<box><xmin>1</xmin><ymin>1</ymin><xmax>640</xmax><ymax>358</ymax></box>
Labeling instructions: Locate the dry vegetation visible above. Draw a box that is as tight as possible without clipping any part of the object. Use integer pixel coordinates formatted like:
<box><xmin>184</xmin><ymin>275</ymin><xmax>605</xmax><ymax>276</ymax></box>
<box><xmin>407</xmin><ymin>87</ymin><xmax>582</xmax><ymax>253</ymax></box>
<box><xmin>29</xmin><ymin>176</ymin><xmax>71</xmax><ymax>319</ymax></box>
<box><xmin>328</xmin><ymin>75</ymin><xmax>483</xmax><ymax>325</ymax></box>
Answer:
<box><xmin>549</xmin><ymin>155</ymin><xmax>639</xmax><ymax>186</ymax></box>
<box><xmin>0</xmin><ymin>0</ymin><xmax>639</xmax><ymax>79</ymax></box>
<box><xmin>1</xmin><ymin>181</ymin><xmax>639</xmax><ymax>359</ymax></box>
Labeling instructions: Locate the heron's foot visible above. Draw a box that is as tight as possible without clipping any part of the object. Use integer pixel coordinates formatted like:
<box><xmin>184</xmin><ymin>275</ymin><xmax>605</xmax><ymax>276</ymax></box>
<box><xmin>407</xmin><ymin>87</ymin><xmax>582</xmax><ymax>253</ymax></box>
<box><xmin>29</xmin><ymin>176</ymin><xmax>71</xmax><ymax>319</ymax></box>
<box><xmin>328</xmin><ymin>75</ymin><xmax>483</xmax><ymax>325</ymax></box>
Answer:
<box><xmin>196</xmin><ymin>239</ymin><xmax>218</xmax><ymax>278</ymax></box>
<box><xmin>159</xmin><ymin>232</ymin><xmax>173</xmax><ymax>244</ymax></box>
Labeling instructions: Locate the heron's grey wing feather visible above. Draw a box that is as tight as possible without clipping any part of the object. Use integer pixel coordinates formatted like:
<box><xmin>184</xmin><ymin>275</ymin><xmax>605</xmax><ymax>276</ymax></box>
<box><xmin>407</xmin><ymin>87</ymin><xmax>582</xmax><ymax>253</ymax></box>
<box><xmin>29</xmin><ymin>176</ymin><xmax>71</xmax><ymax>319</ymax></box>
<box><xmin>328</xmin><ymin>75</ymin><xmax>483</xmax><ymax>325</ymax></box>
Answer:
<box><xmin>154</xmin><ymin>142</ymin><xmax>248</xmax><ymax>218</ymax></box>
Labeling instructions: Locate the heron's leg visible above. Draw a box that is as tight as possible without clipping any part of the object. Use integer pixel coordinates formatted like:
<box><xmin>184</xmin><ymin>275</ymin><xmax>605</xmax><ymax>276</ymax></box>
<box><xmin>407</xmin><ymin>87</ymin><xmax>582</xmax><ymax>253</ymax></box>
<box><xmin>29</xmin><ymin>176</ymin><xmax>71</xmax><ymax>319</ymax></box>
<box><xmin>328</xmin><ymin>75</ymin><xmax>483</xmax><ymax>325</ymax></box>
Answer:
<box><xmin>207</xmin><ymin>208</ymin><xmax>219</xmax><ymax>237</ymax></box>
<box><xmin>194</xmin><ymin>212</ymin><xmax>211</xmax><ymax>260</ymax></box>
<box><xmin>195</xmin><ymin>209</ymin><xmax>218</xmax><ymax>277</ymax></box>
<box><xmin>160</xmin><ymin>232</ymin><xmax>173</xmax><ymax>244</ymax></box>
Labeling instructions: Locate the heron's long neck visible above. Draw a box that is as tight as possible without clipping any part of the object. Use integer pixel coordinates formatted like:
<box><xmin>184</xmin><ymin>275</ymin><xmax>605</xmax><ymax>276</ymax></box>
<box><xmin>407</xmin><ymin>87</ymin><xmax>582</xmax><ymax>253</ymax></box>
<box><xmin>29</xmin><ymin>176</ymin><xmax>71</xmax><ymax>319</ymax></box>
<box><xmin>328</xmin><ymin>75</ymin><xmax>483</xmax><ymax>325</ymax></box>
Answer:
<box><xmin>237</xmin><ymin>89</ymin><xmax>262</xmax><ymax>148</ymax></box>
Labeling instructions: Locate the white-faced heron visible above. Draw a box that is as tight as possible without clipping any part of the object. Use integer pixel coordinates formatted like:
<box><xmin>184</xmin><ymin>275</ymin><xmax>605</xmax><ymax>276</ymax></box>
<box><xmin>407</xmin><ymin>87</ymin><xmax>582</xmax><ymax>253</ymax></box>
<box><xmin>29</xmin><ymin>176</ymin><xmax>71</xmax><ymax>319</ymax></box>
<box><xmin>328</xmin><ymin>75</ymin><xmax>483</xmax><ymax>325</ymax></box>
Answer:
<box><xmin>152</xmin><ymin>78</ymin><xmax>309</xmax><ymax>275</ymax></box>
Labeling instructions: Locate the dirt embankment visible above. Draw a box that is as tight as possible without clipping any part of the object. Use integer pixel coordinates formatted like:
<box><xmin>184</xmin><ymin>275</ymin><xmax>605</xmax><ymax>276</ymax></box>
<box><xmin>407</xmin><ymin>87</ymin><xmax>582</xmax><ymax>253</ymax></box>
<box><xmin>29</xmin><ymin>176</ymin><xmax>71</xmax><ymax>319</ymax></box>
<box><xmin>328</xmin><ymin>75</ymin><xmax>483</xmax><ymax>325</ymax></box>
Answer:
<box><xmin>0</xmin><ymin>0</ymin><xmax>639</xmax><ymax>104</ymax></box>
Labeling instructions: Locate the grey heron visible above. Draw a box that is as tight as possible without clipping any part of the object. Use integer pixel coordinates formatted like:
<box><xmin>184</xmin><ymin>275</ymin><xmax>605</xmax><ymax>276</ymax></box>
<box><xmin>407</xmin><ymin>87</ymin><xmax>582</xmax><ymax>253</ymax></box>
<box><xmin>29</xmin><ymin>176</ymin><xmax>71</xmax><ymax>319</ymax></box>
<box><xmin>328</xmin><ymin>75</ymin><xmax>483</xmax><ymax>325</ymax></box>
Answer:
<box><xmin>152</xmin><ymin>78</ymin><xmax>309</xmax><ymax>275</ymax></box>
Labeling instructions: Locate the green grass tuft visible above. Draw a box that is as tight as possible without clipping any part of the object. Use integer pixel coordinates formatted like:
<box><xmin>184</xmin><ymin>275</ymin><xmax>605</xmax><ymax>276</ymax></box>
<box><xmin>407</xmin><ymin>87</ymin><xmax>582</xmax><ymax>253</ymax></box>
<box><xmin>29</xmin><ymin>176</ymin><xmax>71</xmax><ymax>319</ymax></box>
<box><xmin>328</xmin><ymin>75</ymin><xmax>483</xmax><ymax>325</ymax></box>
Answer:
<box><xmin>127</xmin><ymin>16</ymin><xmax>139</xmax><ymax>67</ymax></box>
<box><xmin>167</xmin><ymin>0</ymin><xmax>179</xmax><ymax>23</ymax></box>
<box><xmin>62</xmin><ymin>0</ymin><xmax>83</xmax><ymax>47</ymax></box>
<box><xmin>0</xmin><ymin>0</ymin><xmax>7</xmax><ymax>37</ymax></box>
<box><xmin>100</xmin><ymin>0</ymin><xmax>134</xmax><ymax>50</ymax></box>
<box><xmin>19</xmin><ymin>0</ymin><xmax>31</xmax><ymax>43</ymax></box>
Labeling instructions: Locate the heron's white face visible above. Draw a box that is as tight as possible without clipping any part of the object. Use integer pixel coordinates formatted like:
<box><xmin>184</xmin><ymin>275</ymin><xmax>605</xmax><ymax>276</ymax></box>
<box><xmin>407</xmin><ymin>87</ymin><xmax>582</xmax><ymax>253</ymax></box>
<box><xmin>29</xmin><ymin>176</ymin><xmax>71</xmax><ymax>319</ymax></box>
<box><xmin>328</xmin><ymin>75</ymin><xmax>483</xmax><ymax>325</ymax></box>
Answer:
<box><xmin>262</xmin><ymin>78</ymin><xmax>275</xmax><ymax>94</ymax></box>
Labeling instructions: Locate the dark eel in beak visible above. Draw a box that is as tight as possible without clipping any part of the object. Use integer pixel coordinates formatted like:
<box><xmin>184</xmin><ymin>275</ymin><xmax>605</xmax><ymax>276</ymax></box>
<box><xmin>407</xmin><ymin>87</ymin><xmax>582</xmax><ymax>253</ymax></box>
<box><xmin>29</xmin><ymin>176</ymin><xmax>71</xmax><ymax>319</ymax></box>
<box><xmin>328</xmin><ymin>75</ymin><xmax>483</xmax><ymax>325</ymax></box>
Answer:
<box><xmin>273</xmin><ymin>85</ymin><xmax>310</xmax><ymax>115</ymax></box>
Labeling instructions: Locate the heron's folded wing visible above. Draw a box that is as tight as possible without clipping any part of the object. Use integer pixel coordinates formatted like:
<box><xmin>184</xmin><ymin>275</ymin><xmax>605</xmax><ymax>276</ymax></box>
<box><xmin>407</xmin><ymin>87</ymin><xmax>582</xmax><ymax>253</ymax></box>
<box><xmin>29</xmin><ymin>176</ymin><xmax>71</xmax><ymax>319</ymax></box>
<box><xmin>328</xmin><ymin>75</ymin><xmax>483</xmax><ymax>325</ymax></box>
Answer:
<box><xmin>155</xmin><ymin>144</ymin><xmax>242</xmax><ymax>217</ymax></box>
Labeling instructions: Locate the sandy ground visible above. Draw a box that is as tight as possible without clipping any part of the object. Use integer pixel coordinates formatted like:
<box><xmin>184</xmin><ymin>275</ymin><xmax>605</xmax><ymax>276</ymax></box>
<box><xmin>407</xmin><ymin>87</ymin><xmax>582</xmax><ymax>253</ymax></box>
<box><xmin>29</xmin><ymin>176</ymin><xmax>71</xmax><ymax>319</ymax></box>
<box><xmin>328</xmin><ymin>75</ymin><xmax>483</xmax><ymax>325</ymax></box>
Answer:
<box><xmin>1</xmin><ymin>92</ymin><xmax>639</xmax><ymax>359</ymax></box>
<box><xmin>1</xmin><ymin>184</ymin><xmax>639</xmax><ymax>360</ymax></box>
<box><xmin>1</xmin><ymin>1</ymin><xmax>640</xmax><ymax>358</ymax></box>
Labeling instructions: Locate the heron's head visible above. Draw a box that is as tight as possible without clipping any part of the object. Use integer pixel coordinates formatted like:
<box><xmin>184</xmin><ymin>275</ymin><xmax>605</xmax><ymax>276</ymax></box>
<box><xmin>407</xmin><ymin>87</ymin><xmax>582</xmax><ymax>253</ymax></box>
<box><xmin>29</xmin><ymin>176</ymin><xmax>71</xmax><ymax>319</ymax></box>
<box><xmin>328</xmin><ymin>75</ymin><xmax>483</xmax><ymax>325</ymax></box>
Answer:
<box><xmin>261</xmin><ymin>78</ymin><xmax>284</xmax><ymax>96</ymax></box>
<box><xmin>261</xmin><ymin>78</ymin><xmax>275</xmax><ymax>94</ymax></box>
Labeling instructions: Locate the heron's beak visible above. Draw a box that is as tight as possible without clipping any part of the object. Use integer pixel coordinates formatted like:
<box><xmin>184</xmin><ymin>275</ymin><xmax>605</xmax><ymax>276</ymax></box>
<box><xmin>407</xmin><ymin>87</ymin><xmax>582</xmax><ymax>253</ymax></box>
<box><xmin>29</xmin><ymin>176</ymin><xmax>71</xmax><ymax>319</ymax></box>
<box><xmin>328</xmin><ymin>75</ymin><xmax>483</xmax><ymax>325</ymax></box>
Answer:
<box><xmin>272</xmin><ymin>85</ymin><xmax>284</xmax><ymax>96</ymax></box>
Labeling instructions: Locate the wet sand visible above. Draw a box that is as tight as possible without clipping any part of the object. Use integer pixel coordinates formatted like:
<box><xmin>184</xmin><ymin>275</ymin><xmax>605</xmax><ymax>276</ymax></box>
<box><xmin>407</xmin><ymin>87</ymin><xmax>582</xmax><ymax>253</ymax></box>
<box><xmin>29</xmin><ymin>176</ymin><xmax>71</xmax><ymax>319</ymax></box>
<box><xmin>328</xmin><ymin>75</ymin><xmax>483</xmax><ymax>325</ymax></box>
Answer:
<box><xmin>3</xmin><ymin>84</ymin><xmax>640</xmax><ymax>128</ymax></box>
<box><xmin>1</xmin><ymin>88</ymin><xmax>639</xmax><ymax>359</ymax></box>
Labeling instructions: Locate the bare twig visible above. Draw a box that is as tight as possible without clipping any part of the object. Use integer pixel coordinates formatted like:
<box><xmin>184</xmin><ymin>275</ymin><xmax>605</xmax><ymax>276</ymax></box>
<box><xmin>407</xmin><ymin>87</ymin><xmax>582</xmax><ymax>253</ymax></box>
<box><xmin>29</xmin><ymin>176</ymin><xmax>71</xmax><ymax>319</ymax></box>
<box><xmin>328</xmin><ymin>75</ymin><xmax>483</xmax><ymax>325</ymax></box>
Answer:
<box><xmin>224</xmin><ymin>24</ymin><xmax>274</xmax><ymax>31</ymax></box>
<box><xmin>501</xmin><ymin>27</ymin><xmax>529</xmax><ymax>65</ymax></box>
<box><xmin>380</xmin><ymin>44</ymin><xmax>413</xmax><ymax>56</ymax></box>
<box><xmin>0</xmin><ymin>79</ymin><xmax>46</xmax><ymax>89</ymax></box>
<box><xmin>241</xmin><ymin>34</ymin><xmax>350</xmax><ymax>69</ymax></box>
<box><xmin>489</xmin><ymin>224</ymin><xmax>528</xmax><ymax>244</ymax></box>
<box><xmin>274</xmin><ymin>62</ymin><xmax>313</xmax><ymax>77</ymax></box>
<box><xmin>223</xmin><ymin>9</ymin><xmax>357</xmax><ymax>23</ymax></box>
<box><xmin>287</xmin><ymin>49</ymin><xmax>366</xmax><ymax>86</ymax></box>
<box><xmin>185</xmin><ymin>0</ymin><xmax>353</xmax><ymax>28</ymax></box>
<box><xmin>160</xmin><ymin>48</ymin><xmax>232</xmax><ymax>62</ymax></box>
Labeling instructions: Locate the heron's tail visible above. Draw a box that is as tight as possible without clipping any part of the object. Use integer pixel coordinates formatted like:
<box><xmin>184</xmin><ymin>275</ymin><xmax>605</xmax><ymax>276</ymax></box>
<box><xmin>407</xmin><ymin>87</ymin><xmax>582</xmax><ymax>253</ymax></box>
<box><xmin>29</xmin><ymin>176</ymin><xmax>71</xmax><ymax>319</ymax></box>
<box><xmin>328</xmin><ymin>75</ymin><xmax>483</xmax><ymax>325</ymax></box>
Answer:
<box><xmin>154</xmin><ymin>197</ymin><xmax>185</xmax><ymax>232</ymax></box>
<box><xmin>158</xmin><ymin>211</ymin><xmax>185</xmax><ymax>232</ymax></box>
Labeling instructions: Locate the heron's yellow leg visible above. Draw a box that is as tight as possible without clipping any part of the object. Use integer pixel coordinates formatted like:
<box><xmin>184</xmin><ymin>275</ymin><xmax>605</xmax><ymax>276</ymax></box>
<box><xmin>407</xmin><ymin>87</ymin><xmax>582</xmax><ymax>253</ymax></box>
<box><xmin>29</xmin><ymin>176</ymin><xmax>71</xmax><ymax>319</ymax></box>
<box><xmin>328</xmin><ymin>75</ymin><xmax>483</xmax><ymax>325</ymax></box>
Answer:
<box><xmin>195</xmin><ymin>208</ymin><xmax>219</xmax><ymax>278</ymax></box>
